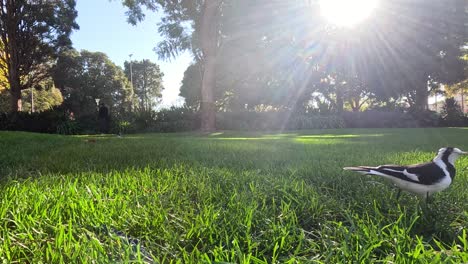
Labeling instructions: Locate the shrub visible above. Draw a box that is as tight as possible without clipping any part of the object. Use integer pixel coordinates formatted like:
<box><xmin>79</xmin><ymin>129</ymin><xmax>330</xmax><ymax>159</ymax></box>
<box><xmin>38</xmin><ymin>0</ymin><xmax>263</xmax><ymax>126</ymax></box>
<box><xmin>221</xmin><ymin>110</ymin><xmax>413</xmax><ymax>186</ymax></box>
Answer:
<box><xmin>216</xmin><ymin>111</ymin><xmax>345</xmax><ymax>131</ymax></box>
<box><xmin>111</xmin><ymin>107</ymin><xmax>198</xmax><ymax>134</ymax></box>
<box><xmin>0</xmin><ymin>112</ymin><xmax>9</xmax><ymax>130</ymax></box>
<box><xmin>153</xmin><ymin>107</ymin><xmax>198</xmax><ymax>132</ymax></box>
<box><xmin>113</xmin><ymin>120</ymin><xmax>131</xmax><ymax>135</ymax></box>
<box><xmin>342</xmin><ymin>109</ymin><xmax>440</xmax><ymax>128</ymax></box>
<box><xmin>0</xmin><ymin>106</ymin><xmax>451</xmax><ymax>134</ymax></box>
<box><xmin>0</xmin><ymin>107</ymin><xmax>87</xmax><ymax>135</ymax></box>
<box><xmin>73</xmin><ymin>114</ymin><xmax>98</xmax><ymax>134</ymax></box>
<box><xmin>0</xmin><ymin>109</ymin><xmax>58</xmax><ymax>133</ymax></box>
<box><xmin>216</xmin><ymin>112</ymin><xmax>277</xmax><ymax>130</ymax></box>
<box><xmin>288</xmin><ymin>114</ymin><xmax>345</xmax><ymax>129</ymax></box>
<box><xmin>56</xmin><ymin>120</ymin><xmax>81</xmax><ymax>135</ymax></box>
<box><xmin>407</xmin><ymin>109</ymin><xmax>440</xmax><ymax>127</ymax></box>
<box><xmin>132</xmin><ymin>111</ymin><xmax>157</xmax><ymax>132</ymax></box>
<box><xmin>440</xmin><ymin>98</ymin><xmax>467</xmax><ymax>127</ymax></box>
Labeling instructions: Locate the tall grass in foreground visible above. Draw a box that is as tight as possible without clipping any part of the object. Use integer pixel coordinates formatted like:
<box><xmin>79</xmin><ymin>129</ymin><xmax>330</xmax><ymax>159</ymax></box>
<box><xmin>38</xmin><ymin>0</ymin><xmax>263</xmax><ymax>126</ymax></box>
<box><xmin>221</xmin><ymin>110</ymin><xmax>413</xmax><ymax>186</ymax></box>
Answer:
<box><xmin>0</xmin><ymin>128</ymin><xmax>467</xmax><ymax>263</ymax></box>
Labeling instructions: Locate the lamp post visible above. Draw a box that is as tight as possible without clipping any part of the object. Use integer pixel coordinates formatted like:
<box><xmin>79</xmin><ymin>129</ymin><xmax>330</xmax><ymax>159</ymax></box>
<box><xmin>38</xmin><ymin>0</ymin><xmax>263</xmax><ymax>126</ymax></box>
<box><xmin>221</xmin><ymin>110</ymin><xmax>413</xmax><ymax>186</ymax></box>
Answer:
<box><xmin>95</xmin><ymin>98</ymin><xmax>100</xmax><ymax>111</ymax></box>
<box><xmin>129</xmin><ymin>54</ymin><xmax>133</xmax><ymax>87</ymax></box>
<box><xmin>31</xmin><ymin>87</ymin><xmax>34</xmax><ymax>113</ymax></box>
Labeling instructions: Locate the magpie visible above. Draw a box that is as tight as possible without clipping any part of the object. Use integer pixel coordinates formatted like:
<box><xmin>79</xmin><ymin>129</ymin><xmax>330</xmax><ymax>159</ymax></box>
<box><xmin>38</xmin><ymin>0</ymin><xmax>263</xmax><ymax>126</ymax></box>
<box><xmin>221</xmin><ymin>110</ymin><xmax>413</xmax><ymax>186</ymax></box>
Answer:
<box><xmin>343</xmin><ymin>147</ymin><xmax>467</xmax><ymax>201</ymax></box>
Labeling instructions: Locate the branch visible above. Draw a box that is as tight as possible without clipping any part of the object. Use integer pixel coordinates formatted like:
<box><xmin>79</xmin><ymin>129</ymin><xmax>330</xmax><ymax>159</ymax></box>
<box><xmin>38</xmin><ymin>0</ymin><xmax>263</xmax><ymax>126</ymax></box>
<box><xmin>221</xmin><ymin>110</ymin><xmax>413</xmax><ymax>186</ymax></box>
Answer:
<box><xmin>358</xmin><ymin>97</ymin><xmax>371</xmax><ymax>109</ymax></box>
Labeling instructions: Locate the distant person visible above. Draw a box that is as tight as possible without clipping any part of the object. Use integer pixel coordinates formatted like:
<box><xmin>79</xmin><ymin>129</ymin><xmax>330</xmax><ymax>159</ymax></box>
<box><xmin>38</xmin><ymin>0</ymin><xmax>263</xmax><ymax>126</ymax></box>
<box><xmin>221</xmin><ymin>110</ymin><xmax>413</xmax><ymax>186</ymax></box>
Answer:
<box><xmin>98</xmin><ymin>102</ymin><xmax>110</xmax><ymax>133</ymax></box>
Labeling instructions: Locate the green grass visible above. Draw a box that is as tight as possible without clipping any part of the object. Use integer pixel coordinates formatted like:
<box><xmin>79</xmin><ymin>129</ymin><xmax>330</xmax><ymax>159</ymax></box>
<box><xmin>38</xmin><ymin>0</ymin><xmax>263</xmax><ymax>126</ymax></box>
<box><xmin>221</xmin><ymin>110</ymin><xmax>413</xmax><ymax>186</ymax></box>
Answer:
<box><xmin>0</xmin><ymin>128</ymin><xmax>468</xmax><ymax>263</ymax></box>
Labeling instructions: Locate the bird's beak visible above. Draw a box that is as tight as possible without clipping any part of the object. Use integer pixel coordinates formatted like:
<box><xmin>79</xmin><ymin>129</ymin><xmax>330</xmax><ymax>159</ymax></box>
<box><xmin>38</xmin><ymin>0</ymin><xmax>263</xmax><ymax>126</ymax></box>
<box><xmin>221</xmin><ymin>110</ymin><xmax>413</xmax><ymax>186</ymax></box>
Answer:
<box><xmin>461</xmin><ymin>151</ymin><xmax>468</xmax><ymax>155</ymax></box>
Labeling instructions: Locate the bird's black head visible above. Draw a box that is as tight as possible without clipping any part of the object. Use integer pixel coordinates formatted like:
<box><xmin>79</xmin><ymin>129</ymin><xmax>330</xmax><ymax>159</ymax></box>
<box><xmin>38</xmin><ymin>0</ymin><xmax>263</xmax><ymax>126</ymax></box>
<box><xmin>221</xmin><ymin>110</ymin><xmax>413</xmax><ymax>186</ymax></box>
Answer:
<box><xmin>435</xmin><ymin>147</ymin><xmax>467</xmax><ymax>165</ymax></box>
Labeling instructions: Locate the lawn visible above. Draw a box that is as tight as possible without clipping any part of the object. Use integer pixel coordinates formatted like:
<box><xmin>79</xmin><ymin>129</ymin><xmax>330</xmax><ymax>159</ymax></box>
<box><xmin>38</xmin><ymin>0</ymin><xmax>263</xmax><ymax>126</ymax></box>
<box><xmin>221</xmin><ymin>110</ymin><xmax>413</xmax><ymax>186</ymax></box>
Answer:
<box><xmin>0</xmin><ymin>128</ymin><xmax>467</xmax><ymax>263</ymax></box>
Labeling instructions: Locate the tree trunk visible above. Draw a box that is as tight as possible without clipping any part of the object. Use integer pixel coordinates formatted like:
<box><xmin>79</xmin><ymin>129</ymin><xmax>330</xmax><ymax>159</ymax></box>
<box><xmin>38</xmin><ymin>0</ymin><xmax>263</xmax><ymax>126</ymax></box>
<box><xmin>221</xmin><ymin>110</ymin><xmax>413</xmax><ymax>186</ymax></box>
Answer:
<box><xmin>461</xmin><ymin>91</ymin><xmax>465</xmax><ymax>113</ymax></box>
<box><xmin>200</xmin><ymin>56</ymin><xmax>216</xmax><ymax>132</ymax></box>
<box><xmin>5</xmin><ymin>1</ymin><xmax>22</xmax><ymax>112</ymax></box>
<box><xmin>351</xmin><ymin>99</ymin><xmax>360</xmax><ymax>112</ymax></box>
<box><xmin>414</xmin><ymin>85</ymin><xmax>429</xmax><ymax>111</ymax></box>
<box><xmin>143</xmin><ymin>64</ymin><xmax>148</xmax><ymax>111</ymax></box>
<box><xmin>199</xmin><ymin>0</ymin><xmax>219</xmax><ymax>132</ymax></box>
<box><xmin>8</xmin><ymin>65</ymin><xmax>22</xmax><ymax>112</ymax></box>
<box><xmin>335</xmin><ymin>90</ymin><xmax>344</xmax><ymax>113</ymax></box>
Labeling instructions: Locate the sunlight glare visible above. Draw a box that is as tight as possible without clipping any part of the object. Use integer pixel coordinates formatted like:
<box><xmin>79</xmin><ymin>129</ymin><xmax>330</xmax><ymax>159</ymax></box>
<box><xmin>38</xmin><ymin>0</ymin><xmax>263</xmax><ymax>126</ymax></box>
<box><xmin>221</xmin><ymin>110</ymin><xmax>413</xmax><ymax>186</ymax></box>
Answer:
<box><xmin>319</xmin><ymin>0</ymin><xmax>378</xmax><ymax>28</ymax></box>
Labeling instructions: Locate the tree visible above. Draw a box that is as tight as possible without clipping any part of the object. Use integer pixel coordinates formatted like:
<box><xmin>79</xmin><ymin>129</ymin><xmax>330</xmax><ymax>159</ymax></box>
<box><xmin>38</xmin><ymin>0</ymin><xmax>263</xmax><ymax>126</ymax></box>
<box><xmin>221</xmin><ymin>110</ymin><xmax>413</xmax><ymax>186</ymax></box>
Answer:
<box><xmin>53</xmin><ymin>49</ymin><xmax>134</xmax><ymax>117</ymax></box>
<box><xmin>0</xmin><ymin>41</ymin><xmax>8</xmax><ymax>112</ymax></box>
<box><xmin>123</xmin><ymin>0</ymin><xmax>466</xmax><ymax>120</ymax></box>
<box><xmin>176</xmin><ymin>1</ymin><xmax>320</xmax><ymax>112</ymax></box>
<box><xmin>0</xmin><ymin>40</ymin><xmax>6</xmax><ymax>91</ymax></box>
<box><xmin>121</xmin><ymin>0</ymin><xmax>221</xmax><ymax>131</ymax></box>
<box><xmin>362</xmin><ymin>0</ymin><xmax>466</xmax><ymax>110</ymax></box>
<box><xmin>445</xmin><ymin>48</ymin><xmax>468</xmax><ymax>112</ymax></box>
<box><xmin>179</xmin><ymin>63</ymin><xmax>202</xmax><ymax>109</ymax></box>
<box><xmin>0</xmin><ymin>41</ymin><xmax>62</xmax><ymax>113</ymax></box>
<box><xmin>0</xmin><ymin>0</ymin><xmax>78</xmax><ymax>112</ymax></box>
<box><xmin>124</xmin><ymin>59</ymin><xmax>164</xmax><ymax>112</ymax></box>
<box><xmin>21</xmin><ymin>79</ymin><xmax>63</xmax><ymax>113</ymax></box>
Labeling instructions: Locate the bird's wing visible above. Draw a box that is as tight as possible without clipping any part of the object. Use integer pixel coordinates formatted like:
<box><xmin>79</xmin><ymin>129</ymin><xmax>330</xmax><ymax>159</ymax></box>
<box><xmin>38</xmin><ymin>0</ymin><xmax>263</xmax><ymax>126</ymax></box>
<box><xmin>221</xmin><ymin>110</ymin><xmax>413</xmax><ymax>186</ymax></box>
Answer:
<box><xmin>344</xmin><ymin>163</ymin><xmax>447</xmax><ymax>185</ymax></box>
<box><xmin>406</xmin><ymin>162</ymin><xmax>446</xmax><ymax>184</ymax></box>
<box><xmin>344</xmin><ymin>165</ymin><xmax>421</xmax><ymax>183</ymax></box>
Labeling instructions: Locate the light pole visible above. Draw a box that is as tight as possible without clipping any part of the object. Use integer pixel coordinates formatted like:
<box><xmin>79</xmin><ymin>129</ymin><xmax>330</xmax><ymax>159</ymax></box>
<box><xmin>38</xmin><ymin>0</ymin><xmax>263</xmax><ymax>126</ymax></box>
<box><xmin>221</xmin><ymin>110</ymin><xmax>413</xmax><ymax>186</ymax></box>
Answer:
<box><xmin>31</xmin><ymin>87</ymin><xmax>34</xmax><ymax>113</ymax></box>
<box><xmin>129</xmin><ymin>54</ymin><xmax>133</xmax><ymax>87</ymax></box>
<box><xmin>95</xmin><ymin>98</ymin><xmax>100</xmax><ymax>110</ymax></box>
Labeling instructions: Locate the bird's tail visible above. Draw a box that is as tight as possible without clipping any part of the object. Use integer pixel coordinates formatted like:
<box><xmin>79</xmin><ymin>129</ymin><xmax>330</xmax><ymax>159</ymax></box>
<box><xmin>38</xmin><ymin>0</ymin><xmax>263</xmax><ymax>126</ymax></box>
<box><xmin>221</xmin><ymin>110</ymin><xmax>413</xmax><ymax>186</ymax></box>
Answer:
<box><xmin>343</xmin><ymin>166</ymin><xmax>375</xmax><ymax>175</ymax></box>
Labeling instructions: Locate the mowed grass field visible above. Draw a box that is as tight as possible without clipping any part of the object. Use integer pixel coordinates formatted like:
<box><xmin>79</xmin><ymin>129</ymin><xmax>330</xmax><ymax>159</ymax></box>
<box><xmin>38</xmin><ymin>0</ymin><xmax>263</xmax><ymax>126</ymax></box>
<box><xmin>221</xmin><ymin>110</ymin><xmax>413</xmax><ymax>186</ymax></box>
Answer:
<box><xmin>0</xmin><ymin>128</ymin><xmax>467</xmax><ymax>263</ymax></box>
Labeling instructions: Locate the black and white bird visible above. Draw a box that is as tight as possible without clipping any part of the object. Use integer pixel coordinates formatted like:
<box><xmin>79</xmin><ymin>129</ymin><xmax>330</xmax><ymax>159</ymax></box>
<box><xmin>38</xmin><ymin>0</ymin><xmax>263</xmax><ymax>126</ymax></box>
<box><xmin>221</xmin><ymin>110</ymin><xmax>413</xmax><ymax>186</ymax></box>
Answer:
<box><xmin>344</xmin><ymin>147</ymin><xmax>467</xmax><ymax>201</ymax></box>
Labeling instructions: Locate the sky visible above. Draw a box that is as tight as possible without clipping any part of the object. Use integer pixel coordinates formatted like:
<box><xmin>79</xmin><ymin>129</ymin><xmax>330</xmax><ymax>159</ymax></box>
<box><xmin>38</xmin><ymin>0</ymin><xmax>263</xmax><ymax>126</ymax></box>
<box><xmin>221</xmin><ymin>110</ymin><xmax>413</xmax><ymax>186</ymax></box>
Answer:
<box><xmin>71</xmin><ymin>0</ymin><xmax>193</xmax><ymax>108</ymax></box>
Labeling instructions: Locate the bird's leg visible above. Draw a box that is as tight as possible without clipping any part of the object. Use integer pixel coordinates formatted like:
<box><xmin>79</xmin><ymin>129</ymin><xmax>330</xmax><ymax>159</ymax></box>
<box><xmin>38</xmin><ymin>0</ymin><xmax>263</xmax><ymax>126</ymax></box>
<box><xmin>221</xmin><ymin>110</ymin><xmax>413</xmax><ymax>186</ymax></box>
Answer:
<box><xmin>396</xmin><ymin>189</ymin><xmax>402</xmax><ymax>201</ymax></box>
<box><xmin>425</xmin><ymin>192</ymin><xmax>432</xmax><ymax>204</ymax></box>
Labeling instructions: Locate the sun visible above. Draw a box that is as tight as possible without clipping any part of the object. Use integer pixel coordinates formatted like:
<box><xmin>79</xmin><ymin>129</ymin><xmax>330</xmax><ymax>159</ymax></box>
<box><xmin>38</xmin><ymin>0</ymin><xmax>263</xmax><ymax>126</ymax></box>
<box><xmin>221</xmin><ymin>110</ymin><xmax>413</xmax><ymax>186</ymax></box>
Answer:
<box><xmin>319</xmin><ymin>0</ymin><xmax>378</xmax><ymax>28</ymax></box>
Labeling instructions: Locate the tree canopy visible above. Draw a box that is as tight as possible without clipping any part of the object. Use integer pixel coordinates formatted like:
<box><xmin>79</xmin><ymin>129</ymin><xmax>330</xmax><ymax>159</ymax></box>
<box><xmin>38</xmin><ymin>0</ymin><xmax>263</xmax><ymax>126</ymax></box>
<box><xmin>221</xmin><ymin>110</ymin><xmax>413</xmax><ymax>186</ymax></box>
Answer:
<box><xmin>0</xmin><ymin>0</ymin><xmax>79</xmax><ymax>112</ymax></box>
<box><xmin>121</xmin><ymin>0</ymin><xmax>222</xmax><ymax>131</ymax></box>
<box><xmin>179</xmin><ymin>63</ymin><xmax>202</xmax><ymax>110</ymax></box>
<box><xmin>174</xmin><ymin>0</ymin><xmax>466</xmax><ymax>115</ymax></box>
<box><xmin>21</xmin><ymin>79</ymin><xmax>63</xmax><ymax>113</ymax></box>
<box><xmin>53</xmin><ymin>49</ymin><xmax>134</xmax><ymax>117</ymax></box>
<box><xmin>1</xmin><ymin>0</ymin><xmax>465</xmax><ymax>131</ymax></box>
<box><xmin>124</xmin><ymin>59</ymin><xmax>164</xmax><ymax>112</ymax></box>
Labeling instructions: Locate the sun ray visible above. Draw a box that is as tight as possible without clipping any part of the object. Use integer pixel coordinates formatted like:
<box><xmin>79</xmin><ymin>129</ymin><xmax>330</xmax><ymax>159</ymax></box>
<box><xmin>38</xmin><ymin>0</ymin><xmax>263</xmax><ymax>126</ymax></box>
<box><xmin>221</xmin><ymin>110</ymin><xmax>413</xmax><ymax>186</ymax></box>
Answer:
<box><xmin>319</xmin><ymin>0</ymin><xmax>378</xmax><ymax>28</ymax></box>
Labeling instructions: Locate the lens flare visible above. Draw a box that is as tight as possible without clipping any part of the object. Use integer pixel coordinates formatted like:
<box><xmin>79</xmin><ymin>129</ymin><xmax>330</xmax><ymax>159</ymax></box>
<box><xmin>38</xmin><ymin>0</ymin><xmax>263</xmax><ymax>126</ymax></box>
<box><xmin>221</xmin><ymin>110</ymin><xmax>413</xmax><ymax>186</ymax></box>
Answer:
<box><xmin>319</xmin><ymin>0</ymin><xmax>378</xmax><ymax>28</ymax></box>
